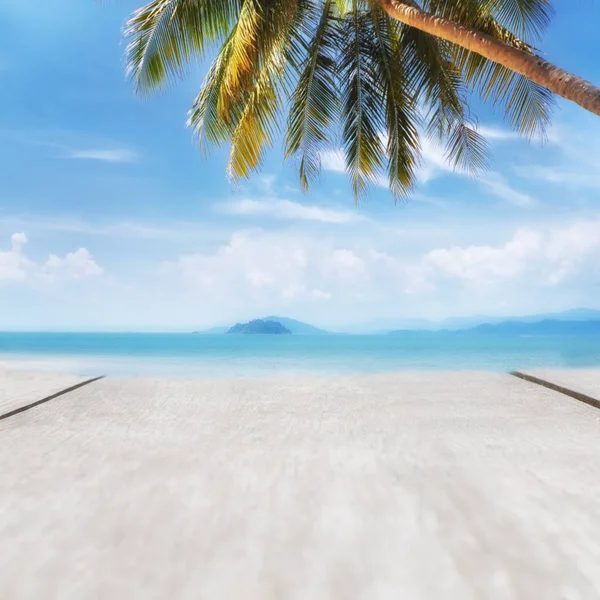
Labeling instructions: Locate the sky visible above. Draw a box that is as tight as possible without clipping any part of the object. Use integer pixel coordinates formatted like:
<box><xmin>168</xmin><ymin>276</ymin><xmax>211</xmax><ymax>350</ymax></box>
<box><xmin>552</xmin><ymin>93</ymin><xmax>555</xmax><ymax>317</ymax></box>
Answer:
<box><xmin>1</xmin><ymin>0</ymin><xmax>600</xmax><ymax>331</ymax></box>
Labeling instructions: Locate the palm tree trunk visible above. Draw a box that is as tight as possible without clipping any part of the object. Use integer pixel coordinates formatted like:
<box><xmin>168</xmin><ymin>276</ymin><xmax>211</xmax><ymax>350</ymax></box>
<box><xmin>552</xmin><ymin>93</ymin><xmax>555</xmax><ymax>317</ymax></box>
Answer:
<box><xmin>378</xmin><ymin>0</ymin><xmax>600</xmax><ymax>117</ymax></box>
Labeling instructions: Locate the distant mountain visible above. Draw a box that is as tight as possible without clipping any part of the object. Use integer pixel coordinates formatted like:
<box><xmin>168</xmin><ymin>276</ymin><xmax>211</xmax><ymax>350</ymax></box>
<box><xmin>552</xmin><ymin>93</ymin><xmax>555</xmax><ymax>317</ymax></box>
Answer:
<box><xmin>370</xmin><ymin>308</ymin><xmax>600</xmax><ymax>334</ymax></box>
<box><xmin>442</xmin><ymin>308</ymin><xmax>600</xmax><ymax>330</ymax></box>
<box><xmin>523</xmin><ymin>308</ymin><xmax>600</xmax><ymax>322</ymax></box>
<box><xmin>468</xmin><ymin>319</ymin><xmax>600</xmax><ymax>335</ymax></box>
<box><xmin>261</xmin><ymin>316</ymin><xmax>330</xmax><ymax>335</ymax></box>
<box><xmin>389</xmin><ymin>319</ymin><xmax>600</xmax><ymax>336</ymax></box>
<box><xmin>195</xmin><ymin>308</ymin><xmax>600</xmax><ymax>335</ymax></box>
<box><xmin>227</xmin><ymin>319</ymin><xmax>292</xmax><ymax>335</ymax></box>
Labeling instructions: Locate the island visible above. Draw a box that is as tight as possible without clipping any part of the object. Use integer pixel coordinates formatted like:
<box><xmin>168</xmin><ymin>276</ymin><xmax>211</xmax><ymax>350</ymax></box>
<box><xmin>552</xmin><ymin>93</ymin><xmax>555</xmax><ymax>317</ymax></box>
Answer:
<box><xmin>227</xmin><ymin>319</ymin><xmax>292</xmax><ymax>335</ymax></box>
<box><xmin>193</xmin><ymin>316</ymin><xmax>329</xmax><ymax>335</ymax></box>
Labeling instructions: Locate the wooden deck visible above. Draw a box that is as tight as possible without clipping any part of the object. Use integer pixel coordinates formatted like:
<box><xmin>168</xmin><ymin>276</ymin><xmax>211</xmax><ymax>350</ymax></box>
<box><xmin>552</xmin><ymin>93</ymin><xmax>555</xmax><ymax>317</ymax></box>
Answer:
<box><xmin>1</xmin><ymin>370</ymin><xmax>599</xmax><ymax>599</ymax></box>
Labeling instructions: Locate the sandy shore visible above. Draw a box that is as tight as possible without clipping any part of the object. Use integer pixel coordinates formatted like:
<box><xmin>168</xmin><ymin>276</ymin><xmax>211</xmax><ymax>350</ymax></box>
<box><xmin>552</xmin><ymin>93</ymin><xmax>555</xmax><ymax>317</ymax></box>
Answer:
<box><xmin>1</xmin><ymin>369</ymin><xmax>600</xmax><ymax>599</ymax></box>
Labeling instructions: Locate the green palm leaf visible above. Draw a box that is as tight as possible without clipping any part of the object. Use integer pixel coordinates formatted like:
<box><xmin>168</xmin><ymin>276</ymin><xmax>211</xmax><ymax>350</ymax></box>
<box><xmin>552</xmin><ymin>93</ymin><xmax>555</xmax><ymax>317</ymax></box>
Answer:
<box><xmin>339</xmin><ymin>2</ymin><xmax>386</xmax><ymax>198</ymax></box>
<box><xmin>446</xmin><ymin>122</ymin><xmax>490</xmax><ymax>175</ymax></box>
<box><xmin>285</xmin><ymin>0</ymin><xmax>339</xmax><ymax>191</ymax></box>
<box><xmin>423</xmin><ymin>0</ymin><xmax>551</xmax><ymax>42</ymax></box>
<box><xmin>455</xmin><ymin>47</ymin><xmax>554</xmax><ymax>138</ymax></box>
<box><xmin>486</xmin><ymin>0</ymin><xmax>553</xmax><ymax>41</ymax></box>
<box><xmin>227</xmin><ymin>42</ymin><xmax>287</xmax><ymax>179</ymax></box>
<box><xmin>369</xmin><ymin>4</ymin><xmax>420</xmax><ymax>198</ymax></box>
<box><xmin>189</xmin><ymin>0</ymin><xmax>302</xmax><ymax>164</ymax></box>
<box><xmin>225</xmin><ymin>0</ymin><xmax>308</xmax><ymax>178</ymax></box>
<box><xmin>122</xmin><ymin>0</ymin><xmax>573</xmax><ymax>200</ymax></box>
<box><xmin>187</xmin><ymin>28</ymin><xmax>242</xmax><ymax>153</ymax></box>
<box><xmin>125</xmin><ymin>0</ymin><xmax>242</xmax><ymax>92</ymax></box>
<box><xmin>401</xmin><ymin>26</ymin><xmax>491</xmax><ymax>176</ymax></box>
<box><xmin>422</xmin><ymin>0</ymin><xmax>554</xmax><ymax>137</ymax></box>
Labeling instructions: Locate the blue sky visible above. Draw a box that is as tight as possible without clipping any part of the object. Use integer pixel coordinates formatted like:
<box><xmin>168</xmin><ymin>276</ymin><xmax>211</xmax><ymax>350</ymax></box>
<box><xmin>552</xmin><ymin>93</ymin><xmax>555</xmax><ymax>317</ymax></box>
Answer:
<box><xmin>1</xmin><ymin>0</ymin><xmax>600</xmax><ymax>330</ymax></box>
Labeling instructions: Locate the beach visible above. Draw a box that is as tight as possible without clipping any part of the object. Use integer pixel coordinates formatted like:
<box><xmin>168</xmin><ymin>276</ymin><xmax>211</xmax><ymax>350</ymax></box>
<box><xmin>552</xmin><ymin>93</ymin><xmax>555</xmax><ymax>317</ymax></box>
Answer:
<box><xmin>4</xmin><ymin>0</ymin><xmax>600</xmax><ymax>595</ymax></box>
<box><xmin>2</xmin><ymin>368</ymin><xmax>600</xmax><ymax>598</ymax></box>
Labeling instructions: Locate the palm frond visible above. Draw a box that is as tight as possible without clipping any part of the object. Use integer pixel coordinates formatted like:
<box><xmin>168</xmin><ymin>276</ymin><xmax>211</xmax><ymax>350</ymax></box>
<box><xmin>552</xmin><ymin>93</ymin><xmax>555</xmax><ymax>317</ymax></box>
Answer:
<box><xmin>220</xmin><ymin>0</ymin><xmax>299</xmax><ymax>116</ymax></box>
<box><xmin>400</xmin><ymin>2</ymin><xmax>554</xmax><ymax>138</ymax></box>
<box><xmin>369</xmin><ymin>4</ymin><xmax>420</xmax><ymax>199</ymax></box>
<box><xmin>285</xmin><ymin>0</ymin><xmax>340</xmax><ymax>191</ymax></box>
<box><xmin>424</xmin><ymin>0</ymin><xmax>551</xmax><ymax>42</ymax></box>
<box><xmin>225</xmin><ymin>0</ymin><xmax>311</xmax><ymax>179</ymax></box>
<box><xmin>486</xmin><ymin>0</ymin><xmax>553</xmax><ymax>41</ymax></box>
<box><xmin>401</xmin><ymin>25</ymin><xmax>464</xmax><ymax>133</ymax></box>
<box><xmin>126</xmin><ymin>0</ymin><xmax>560</xmax><ymax>200</ymax></box>
<box><xmin>401</xmin><ymin>26</ymin><xmax>490</xmax><ymax>176</ymax></box>
<box><xmin>455</xmin><ymin>47</ymin><xmax>554</xmax><ymax>138</ymax></box>
<box><xmin>189</xmin><ymin>0</ymin><xmax>302</xmax><ymax>158</ymax></box>
<box><xmin>125</xmin><ymin>0</ymin><xmax>242</xmax><ymax>93</ymax></box>
<box><xmin>446</xmin><ymin>122</ymin><xmax>491</xmax><ymax>175</ymax></box>
<box><xmin>227</xmin><ymin>42</ymin><xmax>287</xmax><ymax>179</ymax></box>
<box><xmin>339</xmin><ymin>2</ymin><xmax>386</xmax><ymax>199</ymax></box>
<box><xmin>450</xmin><ymin>13</ymin><xmax>555</xmax><ymax>138</ymax></box>
<box><xmin>187</xmin><ymin>28</ymin><xmax>243</xmax><ymax>153</ymax></box>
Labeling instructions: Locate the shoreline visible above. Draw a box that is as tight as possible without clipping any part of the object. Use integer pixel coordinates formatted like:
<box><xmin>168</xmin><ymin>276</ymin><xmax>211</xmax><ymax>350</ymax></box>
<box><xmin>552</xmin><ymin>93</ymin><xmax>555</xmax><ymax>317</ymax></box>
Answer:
<box><xmin>2</xmin><ymin>352</ymin><xmax>600</xmax><ymax>379</ymax></box>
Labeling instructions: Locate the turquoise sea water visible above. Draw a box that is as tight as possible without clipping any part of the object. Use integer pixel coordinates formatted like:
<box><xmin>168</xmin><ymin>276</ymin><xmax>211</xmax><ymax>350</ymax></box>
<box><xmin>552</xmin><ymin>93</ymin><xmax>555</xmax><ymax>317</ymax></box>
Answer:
<box><xmin>1</xmin><ymin>332</ymin><xmax>600</xmax><ymax>377</ymax></box>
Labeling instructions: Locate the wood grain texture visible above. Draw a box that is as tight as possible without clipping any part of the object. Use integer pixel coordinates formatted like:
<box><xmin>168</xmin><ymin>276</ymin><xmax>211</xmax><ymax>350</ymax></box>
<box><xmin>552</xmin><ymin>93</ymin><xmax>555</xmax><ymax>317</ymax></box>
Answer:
<box><xmin>521</xmin><ymin>368</ymin><xmax>600</xmax><ymax>405</ymax></box>
<box><xmin>1</xmin><ymin>371</ymin><xmax>600</xmax><ymax>599</ymax></box>
<box><xmin>0</xmin><ymin>368</ymin><xmax>86</xmax><ymax>416</ymax></box>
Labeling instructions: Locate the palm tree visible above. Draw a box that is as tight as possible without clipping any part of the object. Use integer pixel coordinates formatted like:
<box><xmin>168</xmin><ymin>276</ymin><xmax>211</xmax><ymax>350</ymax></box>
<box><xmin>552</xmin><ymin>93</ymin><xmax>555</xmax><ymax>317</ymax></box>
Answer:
<box><xmin>124</xmin><ymin>0</ymin><xmax>599</xmax><ymax>198</ymax></box>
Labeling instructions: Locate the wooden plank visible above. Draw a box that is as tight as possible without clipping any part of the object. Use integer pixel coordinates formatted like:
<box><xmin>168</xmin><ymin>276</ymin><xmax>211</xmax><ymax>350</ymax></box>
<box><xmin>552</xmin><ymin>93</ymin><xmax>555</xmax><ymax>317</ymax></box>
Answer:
<box><xmin>0</xmin><ymin>368</ymin><xmax>87</xmax><ymax>417</ymax></box>
<box><xmin>518</xmin><ymin>368</ymin><xmax>600</xmax><ymax>407</ymax></box>
<box><xmin>511</xmin><ymin>370</ymin><xmax>600</xmax><ymax>411</ymax></box>
<box><xmin>1</xmin><ymin>371</ymin><xmax>600</xmax><ymax>599</ymax></box>
<box><xmin>0</xmin><ymin>376</ymin><xmax>104</xmax><ymax>421</ymax></box>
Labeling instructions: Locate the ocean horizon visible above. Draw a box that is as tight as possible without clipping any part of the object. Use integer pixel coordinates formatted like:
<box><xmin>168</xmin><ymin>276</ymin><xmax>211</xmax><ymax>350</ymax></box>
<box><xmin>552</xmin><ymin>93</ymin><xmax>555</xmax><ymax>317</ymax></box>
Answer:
<box><xmin>1</xmin><ymin>331</ymin><xmax>599</xmax><ymax>378</ymax></box>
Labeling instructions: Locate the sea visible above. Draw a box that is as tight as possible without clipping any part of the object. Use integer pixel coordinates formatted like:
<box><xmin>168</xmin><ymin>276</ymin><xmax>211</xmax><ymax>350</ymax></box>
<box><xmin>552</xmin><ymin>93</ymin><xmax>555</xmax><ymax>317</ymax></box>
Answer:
<box><xmin>1</xmin><ymin>331</ymin><xmax>600</xmax><ymax>377</ymax></box>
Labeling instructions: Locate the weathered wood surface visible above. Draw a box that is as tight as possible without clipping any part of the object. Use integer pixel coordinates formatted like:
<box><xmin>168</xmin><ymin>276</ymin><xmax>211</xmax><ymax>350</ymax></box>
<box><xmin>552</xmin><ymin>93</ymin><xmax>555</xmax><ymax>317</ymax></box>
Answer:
<box><xmin>521</xmin><ymin>368</ymin><xmax>600</xmax><ymax>403</ymax></box>
<box><xmin>0</xmin><ymin>368</ymin><xmax>85</xmax><ymax>416</ymax></box>
<box><xmin>1</xmin><ymin>371</ymin><xmax>600</xmax><ymax>599</ymax></box>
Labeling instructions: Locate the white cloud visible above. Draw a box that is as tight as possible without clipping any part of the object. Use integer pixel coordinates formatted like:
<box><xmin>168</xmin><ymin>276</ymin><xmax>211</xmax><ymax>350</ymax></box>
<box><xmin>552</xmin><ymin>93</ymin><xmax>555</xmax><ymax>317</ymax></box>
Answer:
<box><xmin>11</xmin><ymin>232</ymin><xmax>28</xmax><ymax>249</ymax></box>
<box><xmin>64</xmin><ymin>148</ymin><xmax>138</xmax><ymax>163</ymax></box>
<box><xmin>476</xmin><ymin>126</ymin><xmax>521</xmax><ymax>141</ymax></box>
<box><xmin>324</xmin><ymin>249</ymin><xmax>366</xmax><ymax>279</ymax></box>
<box><xmin>4</xmin><ymin>214</ymin><xmax>600</xmax><ymax>328</ymax></box>
<box><xmin>417</xmin><ymin>221</ymin><xmax>600</xmax><ymax>287</ymax></box>
<box><xmin>418</xmin><ymin>141</ymin><xmax>536</xmax><ymax>206</ymax></box>
<box><xmin>515</xmin><ymin>165</ymin><xmax>600</xmax><ymax>191</ymax></box>
<box><xmin>159</xmin><ymin>217</ymin><xmax>600</xmax><ymax>325</ymax></box>
<box><xmin>321</xmin><ymin>150</ymin><xmax>346</xmax><ymax>173</ymax></box>
<box><xmin>42</xmin><ymin>248</ymin><xmax>104</xmax><ymax>280</ymax></box>
<box><xmin>0</xmin><ymin>214</ymin><xmax>229</xmax><ymax>242</ymax></box>
<box><xmin>418</xmin><ymin>138</ymin><xmax>463</xmax><ymax>183</ymax></box>
<box><xmin>0</xmin><ymin>233</ymin><xmax>31</xmax><ymax>281</ymax></box>
<box><xmin>0</xmin><ymin>129</ymin><xmax>139</xmax><ymax>164</ymax></box>
<box><xmin>161</xmin><ymin>230</ymin><xmax>381</xmax><ymax>319</ymax></box>
<box><xmin>218</xmin><ymin>198</ymin><xmax>359</xmax><ymax>224</ymax></box>
<box><xmin>407</xmin><ymin>124</ymin><xmax>521</xmax><ymax>184</ymax></box>
<box><xmin>421</xmin><ymin>229</ymin><xmax>542</xmax><ymax>283</ymax></box>
<box><xmin>165</xmin><ymin>231</ymin><xmax>311</xmax><ymax>294</ymax></box>
<box><xmin>311</xmin><ymin>289</ymin><xmax>332</xmax><ymax>301</ymax></box>
<box><xmin>0</xmin><ymin>233</ymin><xmax>103</xmax><ymax>284</ymax></box>
<box><xmin>514</xmin><ymin>114</ymin><xmax>600</xmax><ymax>193</ymax></box>
<box><xmin>479</xmin><ymin>172</ymin><xmax>536</xmax><ymax>207</ymax></box>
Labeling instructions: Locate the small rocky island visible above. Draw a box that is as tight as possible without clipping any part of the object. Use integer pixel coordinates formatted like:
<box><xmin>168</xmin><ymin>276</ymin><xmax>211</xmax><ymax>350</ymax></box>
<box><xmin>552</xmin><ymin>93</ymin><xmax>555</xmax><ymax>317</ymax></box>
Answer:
<box><xmin>227</xmin><ymin>319</ymin><xmax>292</xmax><ymax>335</ymax></box>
